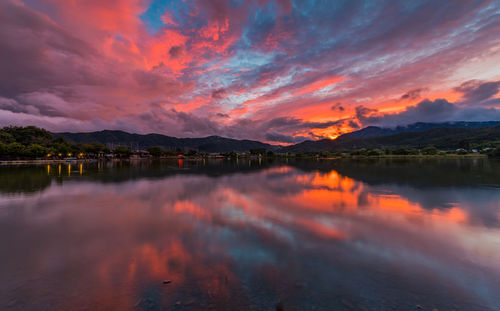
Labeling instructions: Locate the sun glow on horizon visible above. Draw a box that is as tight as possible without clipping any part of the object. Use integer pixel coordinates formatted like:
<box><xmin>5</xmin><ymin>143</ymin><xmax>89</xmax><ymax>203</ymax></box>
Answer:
<box><xmin>0</xmin><ymin>0</ymin><xmax>498</xmax><ymax>143</ymax></box>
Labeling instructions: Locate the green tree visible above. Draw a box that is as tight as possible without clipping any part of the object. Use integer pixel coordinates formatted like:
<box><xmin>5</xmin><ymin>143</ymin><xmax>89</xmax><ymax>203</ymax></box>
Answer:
<box><xmin>0</xmin><ymin>132</ymin><xmax>15</xmax><ymax>144</ymax></box>
<box><xmin>1</xmin><ymin>126</ymin><xmax>52</xmax><ymax>146</ymax></box>
<box><xmin>163</xmin><ymin>149</ymin><xmax>176</xmax><ymax>156</ymax></box>
<box><xmin>393</xmin><ymin>148</ymin><xmax>409</xmax><ymax>155</ymax></box>
<box><xmin>147</xmin><ymin>146</ymin><xmax>164</xmax><ymax>157</ymax></box>
<box><xmin>113</xmin><ymin>146</ymin><xmax>131</xmax><ymax>158</ymax></box>
<box><xmin>458</xmin><ymin>140</ymin><xmax>470</xmax><ymax>150</ymax></box>
<box><xmin>489</xmin><ymin>147</ymin><xmax>500</xmax><ymax>158</ymax></box>
<box><xmin>84</xmin><ymin>142</ymin><xmax>107</xmax><ymax>154</ymax></box>
<box><xmin>54</xmin><ymin>143</ymin><xmax>72</xmax><ymax>156</ymax></box>
<box><xmin>7</xmin><ymin>142</ymin><xmax>26</xmax><ymax>157</ymax></box>
<box><xmin>52</xmin><ymin>137</ymin><xmax>66</xmax><ymax>144</ymax></box>
<box><xmin>421</xmin><ymin>146</ymin><xmax>438</xmax><ymax>155</ymax></box>
<box><xmin>25</xmin><ymin>144</ymin><xmax>47</xmax><ymax>158</ymax></box>
<box><xmin>367</xmin><ymin>149</ymin><xmax>383</xmax><ymax>156</ymax></box>
<box><xmin>0</xmin><ymin>142</ymin><xmax>7</xmax><ymax>156</ymax></box>
<box><xmin>46</xmin><ymin>147</ymin><xmax>56</xmax><ymax>158</ymax></box>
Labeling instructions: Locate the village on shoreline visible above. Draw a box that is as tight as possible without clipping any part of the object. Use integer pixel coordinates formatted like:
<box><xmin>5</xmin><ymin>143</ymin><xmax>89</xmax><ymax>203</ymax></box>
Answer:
<box><xmin>1</xmin><ymin>125</ymin><xmax>499</xmax><ymax>164</ymax></box>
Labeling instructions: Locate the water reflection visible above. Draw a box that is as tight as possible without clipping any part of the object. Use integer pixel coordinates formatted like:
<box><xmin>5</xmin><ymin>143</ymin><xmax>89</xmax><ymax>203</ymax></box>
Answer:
<box><xmin>1</xmin><ymin>159</ymin><xmax>500</xmax><ymax>310</ymax></box>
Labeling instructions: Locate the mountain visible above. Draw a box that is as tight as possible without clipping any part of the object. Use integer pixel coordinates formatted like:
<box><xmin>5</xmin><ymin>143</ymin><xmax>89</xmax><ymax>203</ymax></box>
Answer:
<box><xmin>55</xmin><ymin>130</ymin><xmax>278</xmax><ymax>153</ymax></box>
<box><xmin>55</xmin><ymin>121</ymin><xmax>500</xmax><ymax>154</ymax></box>
<box><xmin>340</xmin><ymin>121</ymin><xmax>500</xmax><ymax>139</ymax></box>
<box><xmin>282</xmin><ymin>124</ymin><xmax>500</xmax><ymax>153</ymax></box>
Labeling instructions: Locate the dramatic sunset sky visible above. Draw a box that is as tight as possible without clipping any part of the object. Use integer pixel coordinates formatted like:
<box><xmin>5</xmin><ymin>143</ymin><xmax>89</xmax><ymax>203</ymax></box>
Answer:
<box><xmin>0</xmin><ymin>0</ymin><xmax>499</xmax><ymax>143</ymax></box>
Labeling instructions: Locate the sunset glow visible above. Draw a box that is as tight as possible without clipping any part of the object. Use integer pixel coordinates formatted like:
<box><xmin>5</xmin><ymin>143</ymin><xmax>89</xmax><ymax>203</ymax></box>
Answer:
<box><xmin>0</xmin><ymin>0</ymin><xmax>499</xmax><ymax>143</ymax></box>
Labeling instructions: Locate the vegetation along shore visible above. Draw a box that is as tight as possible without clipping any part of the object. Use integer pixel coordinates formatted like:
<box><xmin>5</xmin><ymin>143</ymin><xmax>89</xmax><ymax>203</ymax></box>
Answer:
<box><xmin>1</xmin><ymin>125</ymin><xmax>499</xmax><ymax>162</ymax></box>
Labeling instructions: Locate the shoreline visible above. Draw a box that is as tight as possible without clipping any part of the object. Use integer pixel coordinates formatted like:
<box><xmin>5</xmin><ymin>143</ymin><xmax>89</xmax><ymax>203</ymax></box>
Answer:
<box><xmin>0</xmin><ymin>153</ymin><xmax>491</xmax><ymax>165</ymax></box>
<box><xmin>0</xmin><ymin>159</ymin><xmax>95</xmax><ymax>165</ymax></box>
<box><xmin>337</xmin><ymin>154</ymin><xmax>489</xmax><ymax>159</ymax></box>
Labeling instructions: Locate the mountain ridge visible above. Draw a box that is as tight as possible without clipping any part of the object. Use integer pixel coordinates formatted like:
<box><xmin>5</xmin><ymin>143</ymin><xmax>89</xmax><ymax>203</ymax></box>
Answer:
<box><xmin>55</xmin><ymin>130</ymin><xmax>279</xmax><ymax>153</ymax></box>
<box><xmin>56</xmin><ymin>121</ymin><xmax>500</xmax><ymax>153</ymax></box>
<box><xmin>339</xmin><ymin>121</ymin><xmax>500</xmax><ymax>139</ymax></box>
<box><xmin>282</xmin><ymin>124</ymin><xmax>500</xmax><ymax>153</ymax></box>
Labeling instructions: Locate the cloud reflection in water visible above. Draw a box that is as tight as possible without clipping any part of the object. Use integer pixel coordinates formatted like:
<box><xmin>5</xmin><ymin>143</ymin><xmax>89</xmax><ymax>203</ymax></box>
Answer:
<box><xmin>1</xmin><ymin>159</ymin><xmax>499</xmax><ymax>310</ymax></box>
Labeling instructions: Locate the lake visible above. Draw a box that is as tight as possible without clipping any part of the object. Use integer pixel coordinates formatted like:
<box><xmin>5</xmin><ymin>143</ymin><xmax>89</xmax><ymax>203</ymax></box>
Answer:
<box><xmin>1</xmin><ymin>158</ymin><xmax>500</xmax><ymax>311</ymax></box>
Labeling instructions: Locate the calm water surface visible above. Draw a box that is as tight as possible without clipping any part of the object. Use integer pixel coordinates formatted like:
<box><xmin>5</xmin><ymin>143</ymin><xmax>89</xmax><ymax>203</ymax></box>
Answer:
<box><xmin>1</xmin><ymin>159</ymin><xmax>500</xmax><ymax>311</ymax></box>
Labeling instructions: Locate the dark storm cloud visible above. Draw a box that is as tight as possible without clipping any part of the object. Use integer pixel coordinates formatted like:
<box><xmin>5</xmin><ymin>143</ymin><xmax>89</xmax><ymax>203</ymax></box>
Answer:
<box><xmin>348</xmin><ymin>120</ymin><xmax>360</xmax><ymax>129</ymax></box>
<box><xmin>216</xmin><ymin>112</ymin><xmax>230</xmax><ymax>118</ymax></box>
<box><xmin>168</xmin><ymin>45</ymin><xmax>184</xmax><ymax>58</ymax></box>
<box><xmin>264</xmin><ymin>117</ymin><xmax>344</xmax><ymax>131</ymax></box>
<box><xmin>401</xmin><ymin>88</ymin><xmax>428</xmax><ymax>100</ymax></box>
<box><xmin>355</xmin><ymin>98</ymin><xmax>500</xmax><ymax>128</ymax></box>
<box><xmin>167</xmin><ymin>109</ymin><xmax>221</xmax><ymax>135</ymax></box>
<box><xmin>331</xmin><ymin>103</ymin><xmax>345</xmax><ymax>111</ymax></box>
<box><xmin>264</xmin><ymin>131</ymin><xmax>295</xmax><ymax>143</ymax></box>
<box><xmin>211</xmin><ymin>88</ymin><xmax>226</xmax><ymax>99</ymax></box>
<box><xmin>455</xmin><ymin>80</ymin><xmax>500</xmax><ymax>104</ymax></box>
<box><xmin>0</xmin><ymin>0</ymin><xmax>96</xmax><ymax>97</ymax></box>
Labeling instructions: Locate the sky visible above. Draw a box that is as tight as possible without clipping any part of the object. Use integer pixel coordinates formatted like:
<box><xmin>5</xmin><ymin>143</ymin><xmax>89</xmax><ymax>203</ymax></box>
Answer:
<box><xmin>0</xmin><ymin>0</ymin><xmax>499</xmax><ymax>143</ymax></box>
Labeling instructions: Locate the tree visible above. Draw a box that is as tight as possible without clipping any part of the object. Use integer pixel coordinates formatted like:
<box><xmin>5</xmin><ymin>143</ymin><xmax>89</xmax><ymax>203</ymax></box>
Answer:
<box><xmin>52</xmin><ymin>137</ymin><xmax>66</xmax><ymax>144</ymax></box>
<box><xmin>250</xmin><ymin>148</ymin><xmax>266</xmax><ymax>155</ymax></box>
<box><xmin>489</xmin><ymin>147</ymin><xmax>500</xmax><ymax>158</ymax></box>
<box><xmin>1</xmin><ymin>126</ymin><xmax>52</xmax><ymax>146</ymax></box>
<box><xmin>392</xmin><ymin>148</ymin><xmax>409</xmax><ymax>155</ymax></box>
<box><xmin>458</xmin><ymin>140</ymin><xmax>470</xmax><ymax>150</ymax></box>
<box><xmin>421</xmin><ymin>146</ymin><xmax>438</xmax><ymax>155</ymax></box>
<box><xmin>26</xmin><ymin>144</ymin><xmax>47</xmax><ymax>158</ymax></box>
<box><xmin>45</xmin><ymin>147</ymin><xmax>56</xmax><ymax>158</ymax></box>
<box><xmin>147</xmin><ymin>146</ymin><xmax>164</xmax><ymax>157</ymax></box>
<box><xmin>0</xmin><ymin>125</ymin><xmax>110</xmax><ymax>159</ymax></box>
<box><xmin>113</xmin><ymin>146</ymin><xmax>131</xmax><ymax>158</ymax></box>
<box><xmin>90</xmin><ymin>142</ymin><xmax>107</xmax><ymax>153</ymax></box>
<box><xmin>350</xmin><ymin>149</ymin><xmax>362</xmax><ymax>156</ymax></box>
<box><xmin>0</xmin><ymin>132</ymin><xmax>14</xmax><ymax>144</ymax></box>
<box><xmin>163</xmin><ymin>149</ymin><xmax>176</xmax><ymax>156</ymax></box>
<box><xmin>54</xmin><ymin>143</ymin><xmax>72</xmax><ymax>156</ymax></box>
<box><xmin>0</xmin><ymin>142</ymin><xmax>7</xmax><ymax>157</ymax></box>
<box><xmin>82</xmin><ymin>143</ymin><xmax>106</xmax><ymax>154</ymax></box>
<box><xmin>367</xmin><ymin>149</ymin><xmax>383</xmax><ymax>156</ymax></box>
<box><xmin>7</xmin><ymin>142</ymin><xmax>25</xmax><ymax>157</ymax></box>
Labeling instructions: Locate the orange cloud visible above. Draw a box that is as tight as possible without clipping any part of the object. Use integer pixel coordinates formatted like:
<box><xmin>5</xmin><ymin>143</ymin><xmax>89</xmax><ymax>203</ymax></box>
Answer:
<box><xmin>293</xmin><ymin>76</ymin><xmax>344</xmax><ymax>96</ymax></box>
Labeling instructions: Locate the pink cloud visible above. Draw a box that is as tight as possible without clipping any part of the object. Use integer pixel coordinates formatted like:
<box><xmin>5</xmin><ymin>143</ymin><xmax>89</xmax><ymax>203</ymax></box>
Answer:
<box><xmin>0</xmin><ymin>0</ymin><xmax>499</xmax><ymax>142</ymax></box>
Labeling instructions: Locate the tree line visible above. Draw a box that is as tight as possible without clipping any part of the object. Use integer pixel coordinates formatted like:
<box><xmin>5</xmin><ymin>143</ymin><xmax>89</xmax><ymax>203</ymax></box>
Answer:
<box><xmin>2</xmin><ymin>125</ymin><xmax>500</xmax><ymax>160</ymax></box>
<box><xmin>0</xmin><ymin>126</ymin><xmax>114</xmax><ymax>159</ymax></box>
<box><xmin>0</xmin><ymin>126</ymin><xmax>205</xmax><ymax>160</ymax></box>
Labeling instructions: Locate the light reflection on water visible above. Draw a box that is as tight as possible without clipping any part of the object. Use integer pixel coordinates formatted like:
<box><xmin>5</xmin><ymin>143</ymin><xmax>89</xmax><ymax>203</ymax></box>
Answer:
<box><xmin>0</xmin><ymin>159</ymin><xmax>500</xmax><ymax>310</ymax></box>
